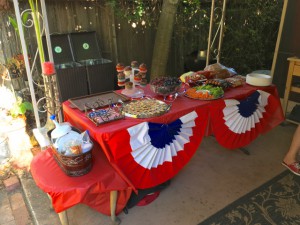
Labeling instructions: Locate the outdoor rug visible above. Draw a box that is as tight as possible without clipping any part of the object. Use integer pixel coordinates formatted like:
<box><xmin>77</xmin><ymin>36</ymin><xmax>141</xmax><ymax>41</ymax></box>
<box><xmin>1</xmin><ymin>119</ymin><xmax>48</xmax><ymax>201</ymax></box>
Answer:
<box><xmin>199</xmin><ymin>170</ymin><xmax>300</xmax><ymax>225</ymax></box>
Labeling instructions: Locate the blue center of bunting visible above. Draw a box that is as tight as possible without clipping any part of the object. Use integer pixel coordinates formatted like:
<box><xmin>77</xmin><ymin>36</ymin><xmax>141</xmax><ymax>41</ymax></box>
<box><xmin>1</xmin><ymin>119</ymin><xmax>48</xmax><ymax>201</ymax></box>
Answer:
<box><xmin>148</xmin><ymin>119</ymin><xmax>183</xmax><ymax>148</ymax></box>
<box><xmin>237</xmin><ymin>91</ymin><xmax>259</xmax><ymax>117</ymax></box>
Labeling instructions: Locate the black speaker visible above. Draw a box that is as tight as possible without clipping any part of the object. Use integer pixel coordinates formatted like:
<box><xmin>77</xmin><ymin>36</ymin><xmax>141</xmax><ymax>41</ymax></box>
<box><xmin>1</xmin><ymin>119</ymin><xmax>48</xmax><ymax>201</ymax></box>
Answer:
<box><xmin>69</xmin><ymin>31</ymin><xmax>102</xmax><ymax>61</ymax></box>
<box><xmin>43</xmin><ymin>34</ymin><xmax>74</xmax><ymax>64</ymax></box>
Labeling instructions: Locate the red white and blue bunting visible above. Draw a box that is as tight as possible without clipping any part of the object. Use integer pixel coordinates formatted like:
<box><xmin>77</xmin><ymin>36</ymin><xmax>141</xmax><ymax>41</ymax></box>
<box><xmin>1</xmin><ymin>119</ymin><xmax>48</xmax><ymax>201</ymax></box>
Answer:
<box><xmin>210</xmin><ymin>90</ymin><xmax>282</xmax><ymax>149</ymax></box>
<box><xmin>128</xmin><ymin>111</ymin><xmax>198</xmax><ymax>169</ymax></box>
<box><xmin>107</xmin><ymin>110</ymin><xmax>208</xmax><ymax>189</ymax></box>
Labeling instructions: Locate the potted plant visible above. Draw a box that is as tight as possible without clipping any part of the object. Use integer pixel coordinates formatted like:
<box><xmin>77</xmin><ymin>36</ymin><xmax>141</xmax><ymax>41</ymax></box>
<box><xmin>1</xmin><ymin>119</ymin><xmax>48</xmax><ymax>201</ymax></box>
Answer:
<box><xmin>0</xmin><ymin>86</ymin><xmax>32</xmax><ymax>142</ymax></box>
<box><xmin>0</xmin><ymin>87</ymin><xmax>34</xmax><ymax>169</ymax></box>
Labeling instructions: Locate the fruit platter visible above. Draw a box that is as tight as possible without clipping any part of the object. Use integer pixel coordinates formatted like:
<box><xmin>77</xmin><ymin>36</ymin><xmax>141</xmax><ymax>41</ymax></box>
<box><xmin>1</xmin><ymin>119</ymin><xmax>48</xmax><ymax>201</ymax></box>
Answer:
<box><xmin>185</xmin><ymin>85</ymin><xmax>224</xmax><ymax>100</ymax></box>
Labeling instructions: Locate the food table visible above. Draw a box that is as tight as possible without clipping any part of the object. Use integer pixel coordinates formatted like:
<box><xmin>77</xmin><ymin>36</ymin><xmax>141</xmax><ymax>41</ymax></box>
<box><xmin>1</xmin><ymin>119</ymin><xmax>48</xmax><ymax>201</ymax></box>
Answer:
<box><xmin>30</xmin><ymin>142</ymin><xmax>132</xmax><ymax>225</ymax></box>
<box><xmin>63</xmin><ymin>84</ymin><xmax>284</xmax><ymax>190</ymax></box>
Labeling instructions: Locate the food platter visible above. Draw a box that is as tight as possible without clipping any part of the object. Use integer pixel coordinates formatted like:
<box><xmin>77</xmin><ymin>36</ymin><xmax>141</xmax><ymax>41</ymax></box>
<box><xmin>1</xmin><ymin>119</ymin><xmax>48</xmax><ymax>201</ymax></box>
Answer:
<box><xmin>187</xmin><ymin>79</ymin><xmax>207</xmax><ymax>87</ymax></box>
<box><xmin>86</xmin><ymin>106</ymin><xmax>124</xmax><ymax>126</ymax></box>
<box><xmin>69</xmin><ymin>91</ymin><xmax>130</xmax><ymax>111</ymax></box>
<box><xmin>184</xmin><ymin>85</ymin><xmax>224</xmax><ymax>100</ymax></box>
<box><xmin>184</xmin><ymin>92</ymin><xmax>224</xmax><ymax>100</ymax></box>
<box><xmin>122</xmin><ymin>98</ymin><xmax>171</xmax><ymax>118</ymax></box>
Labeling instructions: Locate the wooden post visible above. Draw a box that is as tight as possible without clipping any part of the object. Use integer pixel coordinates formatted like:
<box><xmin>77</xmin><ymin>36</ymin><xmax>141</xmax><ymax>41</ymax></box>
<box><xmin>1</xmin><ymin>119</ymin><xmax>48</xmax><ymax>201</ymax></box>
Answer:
<box><xmin>270</xmin><ymin>0</ymin><xmax>289</xmax><ymax>77</ymax></box>
<box><xmin>206</xmin><ymin>0</ymin><xmax>215</xmax><ymax>66</ymax></box>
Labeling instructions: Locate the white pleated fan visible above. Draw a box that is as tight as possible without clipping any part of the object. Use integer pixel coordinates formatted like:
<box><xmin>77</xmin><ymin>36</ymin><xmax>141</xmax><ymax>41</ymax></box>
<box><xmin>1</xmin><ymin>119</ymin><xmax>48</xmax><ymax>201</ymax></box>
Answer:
<box><xmin>127</xmin><ymin>111</ymin><xmax>198</xmax><ymax>169</ymax></box>
<box><xmin>223</xmin><ymin>90</ymin><xmax>270</xmax><ymax>134</ymax></box>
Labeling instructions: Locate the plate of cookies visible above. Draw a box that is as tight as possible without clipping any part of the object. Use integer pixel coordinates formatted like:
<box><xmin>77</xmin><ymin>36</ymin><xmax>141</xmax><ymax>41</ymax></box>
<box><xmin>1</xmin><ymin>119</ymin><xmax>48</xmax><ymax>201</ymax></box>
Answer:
<box><xmin>122</xmin><ymin>98</ymin><xmax>171</xmax><ymax>118</ymax></box>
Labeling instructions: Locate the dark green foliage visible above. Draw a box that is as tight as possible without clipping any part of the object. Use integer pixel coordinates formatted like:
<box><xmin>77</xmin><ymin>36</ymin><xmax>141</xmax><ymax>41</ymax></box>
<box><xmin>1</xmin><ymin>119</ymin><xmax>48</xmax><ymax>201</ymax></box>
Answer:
<box><xmin>107</xmin><ymin>0</ymin><xmax>283</xmax><ymax>75</ymax></box>
<box><xmin>221</xmin><ymin>0</ymin><xmax>283</xmax><ymax>74</ymax></box>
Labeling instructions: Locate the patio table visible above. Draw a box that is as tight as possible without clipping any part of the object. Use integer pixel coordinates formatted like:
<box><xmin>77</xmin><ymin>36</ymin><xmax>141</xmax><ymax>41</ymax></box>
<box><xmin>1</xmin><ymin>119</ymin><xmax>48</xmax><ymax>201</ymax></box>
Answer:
<box><xmin>62</xmin><ymin>84</ymin><xmax>284</xmax><ymax>190</ymax></box>
<box><xmin>30</xmin><ymin>141</ymin><xmax>132</xmax><ymax>225</ymax></box>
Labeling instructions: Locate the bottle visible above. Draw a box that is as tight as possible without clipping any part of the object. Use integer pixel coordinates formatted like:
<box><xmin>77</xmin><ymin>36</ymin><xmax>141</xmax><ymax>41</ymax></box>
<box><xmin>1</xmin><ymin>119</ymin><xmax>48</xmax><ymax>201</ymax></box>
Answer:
<box><xmin>49</xmin><ymin>114</ymin><xmax>72</xmax><ymax>144</ymax></box>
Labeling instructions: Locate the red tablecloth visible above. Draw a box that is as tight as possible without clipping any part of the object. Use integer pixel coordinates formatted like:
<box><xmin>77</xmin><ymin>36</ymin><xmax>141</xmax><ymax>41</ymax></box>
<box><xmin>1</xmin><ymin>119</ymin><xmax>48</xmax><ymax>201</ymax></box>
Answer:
<box><xmin>30</xmin><ymin>142</ymin><xmax>132</xmax><ymax>215</ymax></box>
<box><xmin>62</xmin><ymin>84</ymin><xmax>284</xmax><ymax>189</ymax></box>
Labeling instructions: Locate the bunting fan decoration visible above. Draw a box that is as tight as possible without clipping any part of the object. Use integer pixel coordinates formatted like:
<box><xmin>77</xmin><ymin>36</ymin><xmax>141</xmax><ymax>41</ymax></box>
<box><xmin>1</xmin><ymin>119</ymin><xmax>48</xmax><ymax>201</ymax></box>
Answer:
<box><xmin>210</xmin><ymin>90</ymin><xmax>283</xmax><ymax>149</ymax></box>
<box><xmin>107</xmin><ymin>110</ymin><xmax>208</xmax><ymax>189</ymax></box>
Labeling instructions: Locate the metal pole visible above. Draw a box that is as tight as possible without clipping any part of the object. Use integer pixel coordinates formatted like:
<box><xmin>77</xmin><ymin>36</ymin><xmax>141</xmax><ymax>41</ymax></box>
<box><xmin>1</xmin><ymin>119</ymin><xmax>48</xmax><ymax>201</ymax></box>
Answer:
<box><xmin>217</xmin><ymin>0</ymin><xmax>227</xmax><ymax>63</ymax></box>
<box><xmin>40</xmin><ymin>0</ymin><xmax>63</xmax><ymax>122</ymax></box>
<box><xmin>206</xmin><ymin>0</ymin><xmax>215</xmax><ymax>66</ymax></box>
<box><xmin>12</xmin><ymin>0</ymin><xmax>41</xmax><ymax>128</ymax></box>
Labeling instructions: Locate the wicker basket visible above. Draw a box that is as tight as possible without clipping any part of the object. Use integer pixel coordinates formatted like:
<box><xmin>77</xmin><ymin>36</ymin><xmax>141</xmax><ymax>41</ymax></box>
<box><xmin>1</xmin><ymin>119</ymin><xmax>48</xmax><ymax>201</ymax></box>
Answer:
<box><xmin>51</xmin><ymin>146</ymin><xmax>93</xmax><ymax>177</ymax></box>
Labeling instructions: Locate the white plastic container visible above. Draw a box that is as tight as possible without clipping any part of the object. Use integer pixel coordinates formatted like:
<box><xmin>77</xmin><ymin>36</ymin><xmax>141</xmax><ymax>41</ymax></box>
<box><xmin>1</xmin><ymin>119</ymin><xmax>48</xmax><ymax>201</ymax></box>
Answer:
<box><xmin>246</xmin><ymin>73</ymin><xmax>272</xmax><ymax>86</ymax></box>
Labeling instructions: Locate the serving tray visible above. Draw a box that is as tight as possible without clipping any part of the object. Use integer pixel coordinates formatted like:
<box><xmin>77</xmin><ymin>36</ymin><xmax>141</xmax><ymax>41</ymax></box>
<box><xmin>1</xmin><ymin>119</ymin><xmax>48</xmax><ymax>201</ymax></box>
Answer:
<box><xmin>184</xmin><ymin>85</ymin><xmax>224</xmax><ymax>100</ymax></box>
<box><xmin>69</xmin><ymin>91</ymin><xmax>130</xmax><ymax>111</ymax></box>
<box><xmin>122</xmin><ymin>98</ymin><xmax>171</xmax><ymax>118</ymax></box>
<box><xmin>86</xmin><ymin>106</ymin><xmax>124</xmax><ymax>126</ymax></box>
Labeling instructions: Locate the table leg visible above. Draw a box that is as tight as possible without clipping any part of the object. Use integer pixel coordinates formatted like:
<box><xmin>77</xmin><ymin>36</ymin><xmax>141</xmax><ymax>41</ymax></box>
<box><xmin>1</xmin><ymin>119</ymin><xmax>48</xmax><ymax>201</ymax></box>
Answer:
<box><xmin>47</xmin><ymin>194</ymin><xmax>53</xmax><ymax>210</ymax></box>
<box><xmin>110</xmin><ymin>190</ymin><xmax>121</xmax><ymax>225</ymax></box>
<box><xmin>58</xmin><ymin>211</ymin><xmax>69</xmax><ymax>225</ymax></box>
<box><xmin>48</xmin><ymin>194</ymin><xmax>69</xmax><ymax>225</ymax></box>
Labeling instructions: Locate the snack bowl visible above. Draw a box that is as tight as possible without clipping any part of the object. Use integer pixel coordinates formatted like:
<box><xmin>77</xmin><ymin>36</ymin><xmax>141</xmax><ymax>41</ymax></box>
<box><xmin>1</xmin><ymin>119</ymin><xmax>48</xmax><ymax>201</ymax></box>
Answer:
<box><xmin>150</xmin><ymin>77</ymin><xmax>182</xmax><ymax>100</ymax></box>
<box><xmin>246</xmin><ymin>73</ymin><xmax>272</xmax><ymax>86</ymax></box>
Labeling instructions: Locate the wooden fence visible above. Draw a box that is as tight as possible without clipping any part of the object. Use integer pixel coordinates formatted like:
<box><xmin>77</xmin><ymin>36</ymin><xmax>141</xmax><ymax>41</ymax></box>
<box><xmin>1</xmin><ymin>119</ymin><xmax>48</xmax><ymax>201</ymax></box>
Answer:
<box><xmin>0</xmin><ymin>1</ymin><xmax>153</xmax><ymax>77</ymax></box>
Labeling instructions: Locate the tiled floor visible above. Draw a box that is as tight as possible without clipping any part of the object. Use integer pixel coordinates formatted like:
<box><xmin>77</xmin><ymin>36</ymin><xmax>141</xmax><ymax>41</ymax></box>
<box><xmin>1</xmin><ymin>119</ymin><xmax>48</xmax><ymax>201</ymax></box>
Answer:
<box><xmin>65</xmin><ymin>122</ymin><xmax>296</xmax><ymax>225</ymax></box>
<box><xmin>1</xmin><ymin>122</ymin><xmax>295</xmax><ymax>225</ymax></box>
